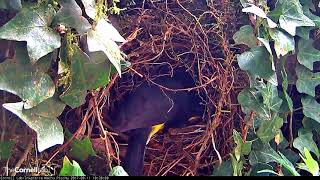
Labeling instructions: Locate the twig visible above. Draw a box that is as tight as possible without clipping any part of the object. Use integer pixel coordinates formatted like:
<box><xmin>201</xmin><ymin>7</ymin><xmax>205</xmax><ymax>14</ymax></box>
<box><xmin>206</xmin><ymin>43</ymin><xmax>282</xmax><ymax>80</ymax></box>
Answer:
<box><xmin>46</xmin><ymin>102</ymin><xmax>93</xmax><ymax>165</ymax></box>
<box><xmin>211</xmin><ymin>133</ymin><xmax>222</xmax><ymax>165</ymax></box>
<box><xmin>92</xmin><ymin>92</ymin><xmax>112</xmax><ymax>170</ymax></box>
<box><xmin>289</xmin><ymin>112</ymin><xmax>294</xmax><ymax>147</ymax></box>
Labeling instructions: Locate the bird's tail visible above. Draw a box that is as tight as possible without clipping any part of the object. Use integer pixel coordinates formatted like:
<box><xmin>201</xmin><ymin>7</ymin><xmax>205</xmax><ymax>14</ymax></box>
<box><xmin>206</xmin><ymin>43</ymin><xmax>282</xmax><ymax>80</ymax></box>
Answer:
<box><xmin>123</xmin><ymin>128</ymin><xmax>151</xmax><ymax>176</ymax></box>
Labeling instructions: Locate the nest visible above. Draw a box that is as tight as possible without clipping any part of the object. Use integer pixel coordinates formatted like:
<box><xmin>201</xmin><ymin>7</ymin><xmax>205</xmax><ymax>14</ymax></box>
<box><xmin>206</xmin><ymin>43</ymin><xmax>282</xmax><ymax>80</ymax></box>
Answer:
<box><xmin>70</xmin><ymin>0</ymin><xmax>249</xmax><ymax>176</ymax></box>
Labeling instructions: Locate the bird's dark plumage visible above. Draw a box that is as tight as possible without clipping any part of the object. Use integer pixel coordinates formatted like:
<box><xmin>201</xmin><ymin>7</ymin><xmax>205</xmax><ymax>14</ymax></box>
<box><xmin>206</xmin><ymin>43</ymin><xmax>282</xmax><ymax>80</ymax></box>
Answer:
<box><xmin>109</xmin><ymin>76</ymin><xmax>198</xmax><ymax>176</ymax></box>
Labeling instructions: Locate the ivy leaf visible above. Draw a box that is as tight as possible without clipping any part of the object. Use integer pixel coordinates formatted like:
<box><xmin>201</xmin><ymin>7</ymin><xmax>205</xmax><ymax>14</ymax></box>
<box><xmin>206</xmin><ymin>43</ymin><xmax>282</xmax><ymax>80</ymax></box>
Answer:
<box><xmin>296</xmin><ymin>5</ymin><xmax>320</xmax><ymax>39</ymax></box>
<box><xmin>257</xmin><ymin>116</ymin><xmax>283</xmax><ymax>143</ymax></box>
<box><xmin>257</xmin><ymin>37</ymin><xmax>272</xmax><ymax>56</ymax></box>
<box><xmin>302</xmin><ymin>5</ymin><xmax>320</xmax><ymax>28</ymax></box>
<box><xmin>70</xmin><ymin>137</ymin><xmax>96</xmax><ymax>161</ymax></box>
<box><xmin>300</xmin><ymin>0</ymin><xmax>315</xmax><ymax>10</ymax></box>
<box><xmin>260</xmin><ymin>82</ymin><xmax>283</xmax><ymax>112</ymax></box>
<box><xmin>301</xmin><ymin>95</ymin><xmax>320</xmax><ymax>123</ymax></box>
<box><xmin>233</xmin><ymin>130</ymin><xmax>252</xmax><ymax>161</ymax></box>
<box><xmin>0</xmin><ymin>4</ymin><xmax>61</xmax><ymax>63</ymax></box>
<box><xmin>237</xmin><ymin>46</ymin><xmax>275</xmax><ymax>80</ymax></box>
<box><xmin>35</xmin><ymin>52</ymin><xmax>54</xmax><ymax>73</ymax></box>
<box><xmin>60</xmin><ymin>45</ymin><xmax>111</xmax><ymax>108</ymax></box>
<box><xmin>296</xmin><ymin>26</ymin><xmax>312</xmax><ymax>39</ymax></box>
<box><xmin>250</xmin><ymin>163</ymin><xmax>274</xmax><ymax>176</ymax></box>
<box><xmin>303</xmin><ymin>117</ymin><xmax>320</xmax><ymax>133</ymax></box>
<box><xmin>109</xmin><ymin>166</ymin><xmax>129</xmax><ymax>176</ymax></box>
<box><xmin>59</xmin><ymin>156</ymin><xmax>85</xmax><ymax>176</ymax></box>
<box><xmin>2</xmin><ymin>96</ymin><xmax>65</xmax><ymax>152</ymax></box>
<box><xmin>212</xmin><ymin>160</ymin><xmax>232</xmax><ymax>176</ymax></box>
<box><xmin>237</xmin><ymin>88</ymin><xmax>270</xmax><ymax>120</ymax></box>
<box><xmin>276</xmin><ymin>152</ymin><xmax>301</xmax><ymax>176</ymax></box>
<box><xmin>86</xmin><ymin>18</ymin><xmax>125</xmax><ymax>76</ymax></box>
<box><xmin>296</xmin><ymin>64</ymin><xmax>320</xmax><ymax>97</ymax></box>
<box><xmin>272</xmin><ymin>0</ymin><xmax>315</xmax><ymax>36</ymax></box>
<box><xmin>230</xmin><ymin>153</ymin><xmax>243</xmax><ymax>176</ymax></box>
<box><xmin>233</xmin><ymin>25</ymin><xmax>257</xmax><ymax>48</ymax></box>
<box><xmin>52</xmin><ymin>0</ymin><xmax>91</xmax><ymax>35</ymax></box>
<box><xmin>297</xmin><ymin>39</ymin><xmax>320</xmax><ymax>71</ymax></box>
<box><xmin>242</xmin><ymin>4</ymin><xmax>277</xmax><ymax>28</ymax></box>
<box><xmin>0</xmin><ymin>0</ymin><xmax>21</xmax><ymax>11</ymax></box>
<box><xmin>269</xmin><ymin>28</ymin><xmax>295</xmax><ymax>58</ymax></box>
<box><xmin>251</xmin><ymin>143</ymin><xmax>299</xmax><ymax>176</ymax></box>
<box><xmin>297</xmin><ymin>147</ymin><xmax>319</xmax><ymax>176</ymax></box>
<box><xmin>81</xmin><ymin>0</ymin><xmax>96</xmax><ymax>19</ymax></box>
<box><xmin>293</xmin><ymin>129</ymin><xmax>319</xmax><ymax>159</ymax></box>
<box><xmin>0</xmin><ymin>140</ymin><xmax>15</xmax><ymax>160</ymax></box>
<box><xmin>249</xmin><ymin>143</ymin><xmax>281</xmax><ymax>165</ymax></box>
<box><xmin>0</xmin><ymin>43</ymin><xmax>55</xmax><ymax>109</ymax></box>
<box><xmin>95</xmin><ymin>16</ymin><xmax>126</xmax><ymax>43</ymax></box>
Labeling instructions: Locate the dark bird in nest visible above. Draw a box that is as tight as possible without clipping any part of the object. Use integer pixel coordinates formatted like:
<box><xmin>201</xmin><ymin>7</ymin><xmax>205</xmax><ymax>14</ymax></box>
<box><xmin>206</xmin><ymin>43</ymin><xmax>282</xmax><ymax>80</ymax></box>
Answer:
<box><xmin>109</xmin><ymin>75</ymin><xmax>201</xmax><ymax>176</ymax></box>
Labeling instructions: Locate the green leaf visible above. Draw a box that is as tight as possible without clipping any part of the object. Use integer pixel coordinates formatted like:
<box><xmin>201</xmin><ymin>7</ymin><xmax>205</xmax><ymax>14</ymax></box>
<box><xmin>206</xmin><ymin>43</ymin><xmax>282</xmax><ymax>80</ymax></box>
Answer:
<box><xmin>297</xmin><ymin>39</ymin><xmax>320</xmax><ymax>71</ymax></box>
<box><xmin>95</xmin><ymin>17</ymin><xmax>126</xmax><ymax>43</ymax></box>
<box><xmin>81</xmin><ymin>0</ymin><xmax>96</xmax><ymax>19</ymax></box>
<box><xmin>109</xmin><ymin>166</ymin><xmax>129</xmax><ymax>176</ymax></box>
<box><xmin>302</xmin><ymin>117</ymin><xmax>320</xmax><ymax>133</ymax></box>
<box><xmin>59</xmin><ymin>156</ymin><xmax>85</xmax><ymax>176</ymax></box>
<box><xmin>0</xmin><ymin>0</ymin><xmax>21</xmax><ymax>11</ymax></box>
<box><xmin>0</xmin><ymin>4</ymin><xmax>61</xmax><ymax>62</ymax></box>
<box><xmin>70</xmin><ymin>137</ymin><xmax>96</xmax><ymax>161</ymax></box>
<box><xmin>257</xmin><ymin>37</ymin><xmax>272</xmax><ymax>56</ymax></box>
<box><xmin>260</xmin><ymin>83</ymin><xmax>283</xmax><ymax>112</ymax></box>
<box><xmin>242</xmin><ymin>4</ymin><xmax>277</xmax><ymax>28</ymax></box>
<box><xmin>2</xmin><ymin>96</ymin><xmax>65</xmax><ymax>152</ymax></box>
<box><xmin>60</xmin><ymin>44</ymin><xmax>111</xmax><ymax>108</ymax></box>
<box><xmin>301</xmin><ymin>95</ymin><xmax>320</xmax><ymax>123</ymax></box>
<box><xmin>293</xmin><ymin>129</ymin><xmax>319</xmax><ymax>159</ymax></box>
<box><xmin>237</xmin><ymin>46</ymin><xmax>275</xmax><ymax>80</ymax></box>
<box><xmin>230</xmin><ymin>153</ymin><xmax>243</xmax><ymax>176</ymax></box>
<box><xmin>296</xmin><ymin>26</ymin><xmax>312</xmax><ymax>39</ymax></box>
<box><xmin>269</xmin><ymin>28</ymin><xmax>295</xmax><ymax>58</ymax></box>
<box><xmin>274</xmin><ymin>0</ymin><xmax>315</xmax><ymax>36</ymax></box>
<box><xmin>250</xmin><ymin>163</ymin><xmax>274</xmax><ymax>176</ymax></box>
<box><xmin>302</xmin><ymin>5</ymin><xmax>320</xmax><ymax>27</ymax></box>
<box><xmin>52</xmin><ymin>0</ymin><xmax>91</xmax><ymax>35</ymax></box>
<box><xmin>212</xmin><ymin>160</ymin><xmax>232</xmax><ymax>176</ymax></box>
<box><xmin>238</xmin><ymin>88</ymin><xmax>270</xmax><ymax>120</ymax></box>
<box><xmin>296</xmin><ymin>64</ymin><xmax>320</xmax><ymax>97</ymax></box>
<box><xmin>295</xmin><ymin>4</ymin><xmax>320</xmax><ymax>39</ymax></box>
<box><xmin>233</xmin><ymin>130</ymin><xmax>243</xmax><ymax>161</ymax></box>
<box><xmin>86</xmin><ymin>18</ymin><xmax>125</xmax><ymax>76</ymax></box>
<box><xmin>0</xmin><ymin>43</ymin><xmax>55</xmax><ymax>109</ymax></box>
<box><xmin>297</xmin><ymin>147</ymin><xmax>319</xmax><ymax>176</ymax></box>
<box><xmin>233</xmin><ymin>25</ymin><xmax>257</xmax><ymax>48</ymax></box>
<box><xmin>249</xmin><ymin>143</ymin><xmax>281</xmax><ymax>165</ymax></box>
<box><xmin>257</xmin><ymin>116</ymin><xmax>283</xmax><ymax>143</ymax></box>
<box><xmin>300</xmin><ymin>0</ymin><xmax>315</xmax><ymax>10</ymax></box>
<box><xmin>35</xmin><ymin>52</ymin><xmax>54</xmax><ymax>73</ymax></box>
<box><xmin>281</xmin><ymin>149</ymin><xmax>300</xmax><ymax>164</ymax></box>
<box><xmin>273</xmin><ymin>152</ymin><xmax>300</xmax><ymax>176</ymax></box>
<box><xmin>0</xmin><ymin>140</ymin><xmax>15</xmax><ymax>160</ymax></box>
<box><xmin>233</xmin><ymin>130</ymin><xmax>252</xmax><ymax>161</ymax></box>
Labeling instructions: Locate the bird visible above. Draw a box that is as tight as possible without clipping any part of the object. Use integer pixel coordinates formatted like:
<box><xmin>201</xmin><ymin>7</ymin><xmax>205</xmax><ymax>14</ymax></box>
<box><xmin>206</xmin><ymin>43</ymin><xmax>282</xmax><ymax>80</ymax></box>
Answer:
<box><xmin>108</xmin><ymin>75</ymin><xmax>198</xmax><ymax>176</ymax></box>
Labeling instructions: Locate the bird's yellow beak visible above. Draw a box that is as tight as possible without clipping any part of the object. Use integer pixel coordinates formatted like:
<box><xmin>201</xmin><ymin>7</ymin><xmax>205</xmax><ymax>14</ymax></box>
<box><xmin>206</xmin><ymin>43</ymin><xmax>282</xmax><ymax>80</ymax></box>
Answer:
<box><xmin>146</xmin><ymin>123</ymin><xmax>165</xmax><ymax>145</ymax></box>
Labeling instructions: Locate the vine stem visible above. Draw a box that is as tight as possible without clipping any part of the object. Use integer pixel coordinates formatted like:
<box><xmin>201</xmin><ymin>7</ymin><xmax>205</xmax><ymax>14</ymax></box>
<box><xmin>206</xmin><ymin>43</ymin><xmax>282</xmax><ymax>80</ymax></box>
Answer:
<box><xmin>289</xmin><ymin>112</ymin><xmax>294</xmax><ymax>147</ymax></box>
<box><xmin>92</xmin><ymin>92</ymin><xmax>113</xmax><ymax>170</ymax></box>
